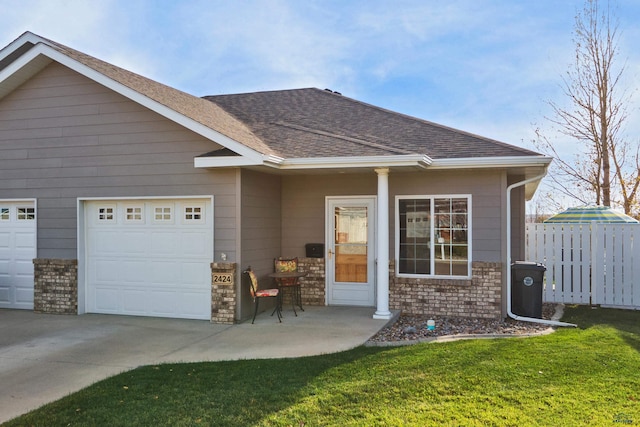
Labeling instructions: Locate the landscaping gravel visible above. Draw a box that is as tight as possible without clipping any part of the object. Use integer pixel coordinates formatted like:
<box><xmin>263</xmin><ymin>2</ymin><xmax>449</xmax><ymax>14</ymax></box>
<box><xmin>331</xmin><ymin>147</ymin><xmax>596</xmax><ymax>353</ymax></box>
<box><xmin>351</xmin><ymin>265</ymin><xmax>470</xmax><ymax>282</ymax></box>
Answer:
<box><xmin>367</xmin><ymin>303</ymin><xmax>560</xmax><ymax>345</ymax></box>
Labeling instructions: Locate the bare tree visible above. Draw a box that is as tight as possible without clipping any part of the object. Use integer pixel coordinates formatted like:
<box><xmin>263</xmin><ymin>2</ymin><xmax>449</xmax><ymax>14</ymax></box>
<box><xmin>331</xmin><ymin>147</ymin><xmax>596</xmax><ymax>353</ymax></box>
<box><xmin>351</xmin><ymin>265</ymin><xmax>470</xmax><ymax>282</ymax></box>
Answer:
<box><xmin>535</xmin><ymin>0</ymin><xmax>639</xmax><ymax>216</ymax></box>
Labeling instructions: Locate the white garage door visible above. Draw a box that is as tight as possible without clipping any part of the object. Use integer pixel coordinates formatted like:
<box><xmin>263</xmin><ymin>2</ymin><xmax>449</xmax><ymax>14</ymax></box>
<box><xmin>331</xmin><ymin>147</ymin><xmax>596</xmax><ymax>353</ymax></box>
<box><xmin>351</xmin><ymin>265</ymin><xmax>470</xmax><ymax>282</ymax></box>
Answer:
<box><xmin>0</xmin><ymin>201</ymin><xmax>36</xmax><ymax>310</ymax></box>
<box><xmin>85</xmin><ymin>198</ymin><xmax>213</xmax><ymax>320</ymax></box>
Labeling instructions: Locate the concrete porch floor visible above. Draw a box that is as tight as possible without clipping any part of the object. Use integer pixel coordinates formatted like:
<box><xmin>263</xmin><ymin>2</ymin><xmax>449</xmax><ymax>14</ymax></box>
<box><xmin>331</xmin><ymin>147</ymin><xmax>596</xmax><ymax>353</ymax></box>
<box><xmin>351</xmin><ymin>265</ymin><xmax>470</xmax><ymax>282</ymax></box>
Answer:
<box><xmin>0</xmin><ymin>306</ymin><xmax>397</xmax><ymax>423</ymax></box>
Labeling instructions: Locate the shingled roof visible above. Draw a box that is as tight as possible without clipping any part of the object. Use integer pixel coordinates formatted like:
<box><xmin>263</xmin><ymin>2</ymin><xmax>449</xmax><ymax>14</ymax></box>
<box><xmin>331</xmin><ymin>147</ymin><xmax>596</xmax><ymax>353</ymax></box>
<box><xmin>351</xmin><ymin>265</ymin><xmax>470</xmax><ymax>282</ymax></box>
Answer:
<box><xmin>1</xmin><ymin>32</ymin><xmax>546</xmax><ymax>170</ymax></box>
<box><xmin>204</xmin><ymin>88</ymin><xmax>541</xmax><ymax>160</ymax></box>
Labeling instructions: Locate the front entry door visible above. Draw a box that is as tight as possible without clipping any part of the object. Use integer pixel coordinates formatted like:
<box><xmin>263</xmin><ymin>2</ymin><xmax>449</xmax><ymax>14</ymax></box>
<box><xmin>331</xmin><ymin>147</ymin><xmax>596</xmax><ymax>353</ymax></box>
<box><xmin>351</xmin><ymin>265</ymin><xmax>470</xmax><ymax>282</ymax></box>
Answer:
<box><xmin>326</xmin><ymin>197</ymin><xmax>375</xmax><ymax>306</ymax></box>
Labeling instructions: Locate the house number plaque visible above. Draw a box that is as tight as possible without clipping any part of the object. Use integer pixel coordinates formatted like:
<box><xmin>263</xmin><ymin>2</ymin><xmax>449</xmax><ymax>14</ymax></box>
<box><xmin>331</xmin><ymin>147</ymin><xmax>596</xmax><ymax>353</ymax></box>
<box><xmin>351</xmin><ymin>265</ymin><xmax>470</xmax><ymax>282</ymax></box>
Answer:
<box><xmin>213</xmin><ymin>273</ymin><xmax>233</xmax><ymax>284</ymax></box>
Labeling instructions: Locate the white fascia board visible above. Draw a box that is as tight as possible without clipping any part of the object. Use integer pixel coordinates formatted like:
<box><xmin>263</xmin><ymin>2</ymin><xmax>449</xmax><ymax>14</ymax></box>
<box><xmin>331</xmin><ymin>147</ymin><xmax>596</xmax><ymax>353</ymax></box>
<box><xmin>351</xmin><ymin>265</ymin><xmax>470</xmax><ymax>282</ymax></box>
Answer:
<box><xmin>0</xmin><ymin>32</ymin><xmax>42</xmax><ymax>61</ymax></box>
<box><xmin>0</xmin><ymin>43</ymin><xmax>51</xmax><ymax>83</ymax></box>
<box><xmin>429</xmin><ymin>155</ymin><xmax>552</xmax><ymax>170</ymax></box>
<box><xmin>2</xmin><ymin>43</ymin><xmax>263</xmax><ymax>163</ymax></box>
<box><xmin>194</xmin><ymin>156</ymin><xmax>262</xmax><ymax>168</ymax></box>
<box><xmin>263</xmin><ymin>154</ymin><xmax>432</xmax><ymax>170</ymax></box>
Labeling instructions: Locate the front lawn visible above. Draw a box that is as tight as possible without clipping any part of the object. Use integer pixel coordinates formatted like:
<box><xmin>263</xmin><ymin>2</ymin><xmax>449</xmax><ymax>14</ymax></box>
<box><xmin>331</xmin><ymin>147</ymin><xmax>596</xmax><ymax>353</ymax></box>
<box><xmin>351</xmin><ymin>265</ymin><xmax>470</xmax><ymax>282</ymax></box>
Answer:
<box><xmin>6</xmin><ymin>306</ymin><xmax>640</xmax><ymax>426</ymax></box>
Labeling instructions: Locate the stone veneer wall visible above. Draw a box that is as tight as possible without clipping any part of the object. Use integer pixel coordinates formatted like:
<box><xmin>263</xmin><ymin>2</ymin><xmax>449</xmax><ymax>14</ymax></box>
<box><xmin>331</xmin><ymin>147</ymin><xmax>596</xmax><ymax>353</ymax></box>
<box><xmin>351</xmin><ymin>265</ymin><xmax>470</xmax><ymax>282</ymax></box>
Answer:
<box><xmin>297</xmin><ymin>257</ymin><xmax>325</xmax><ymax>306</ymax></box>
<box><xmin>208</xmin><ymin>258</ymin><xmax>501</xmax><ymax>320</ymax></box>
<box><xmin>33</xmin><ymin>259</ymin><xmax>78</xmax><ymax>314</ymax></box>
<box><xmin>389</xmin><ymin>261</ymin><xmax>503</xmax><ymax>319</ymax></box>
<box><xmin>210</xmin><ymin>262</ymin><xmax>237</xmax><ymax>324</ymax></box>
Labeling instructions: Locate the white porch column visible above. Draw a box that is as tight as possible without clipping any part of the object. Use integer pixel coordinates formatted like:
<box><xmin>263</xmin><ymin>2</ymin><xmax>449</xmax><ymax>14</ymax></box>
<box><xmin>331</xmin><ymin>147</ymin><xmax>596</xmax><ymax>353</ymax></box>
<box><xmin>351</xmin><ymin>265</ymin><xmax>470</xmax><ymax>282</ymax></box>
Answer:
<box><xmin>373</xmin><ymin>168</ymin><xmax>392</xmax><ymax>319</ymax></box>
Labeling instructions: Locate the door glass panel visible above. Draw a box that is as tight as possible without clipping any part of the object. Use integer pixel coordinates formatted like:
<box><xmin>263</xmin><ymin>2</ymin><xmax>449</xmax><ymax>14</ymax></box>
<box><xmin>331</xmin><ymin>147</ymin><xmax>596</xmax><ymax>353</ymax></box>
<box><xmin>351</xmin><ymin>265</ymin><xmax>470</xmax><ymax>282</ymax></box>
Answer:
<box><xmin>334</xmin><ymin>206</ymin><xmax>368</xmax><ymax>283</ymax></box>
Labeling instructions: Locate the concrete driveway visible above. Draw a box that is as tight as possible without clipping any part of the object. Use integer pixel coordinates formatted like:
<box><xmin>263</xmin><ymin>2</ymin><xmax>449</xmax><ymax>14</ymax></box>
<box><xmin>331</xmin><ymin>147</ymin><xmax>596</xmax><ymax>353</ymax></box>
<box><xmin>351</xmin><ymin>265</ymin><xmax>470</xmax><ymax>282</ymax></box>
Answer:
<box><xmin>0</xmin><ymin>306</ymin><xmax>393</xmax><ymax>423</ymax></box>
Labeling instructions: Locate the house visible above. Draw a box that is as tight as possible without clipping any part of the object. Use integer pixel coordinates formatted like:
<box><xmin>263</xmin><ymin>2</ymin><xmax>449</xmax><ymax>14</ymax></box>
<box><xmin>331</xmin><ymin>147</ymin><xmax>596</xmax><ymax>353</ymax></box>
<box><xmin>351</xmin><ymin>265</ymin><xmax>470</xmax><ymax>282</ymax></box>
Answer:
<box><xmin>0</xmin><ymin>32</ymin><xmax>551</xmax><ymax>323</ymax></box>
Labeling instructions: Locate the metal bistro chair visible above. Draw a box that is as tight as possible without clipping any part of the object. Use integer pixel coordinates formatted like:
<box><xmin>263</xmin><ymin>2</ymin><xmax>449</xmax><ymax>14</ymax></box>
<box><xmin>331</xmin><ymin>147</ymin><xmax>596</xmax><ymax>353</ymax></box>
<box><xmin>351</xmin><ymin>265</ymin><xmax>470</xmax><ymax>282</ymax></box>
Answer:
<box><xmin>244</xmin><ymin>267</ymin><xmax>281</xmax><ymax>324</ymax></box>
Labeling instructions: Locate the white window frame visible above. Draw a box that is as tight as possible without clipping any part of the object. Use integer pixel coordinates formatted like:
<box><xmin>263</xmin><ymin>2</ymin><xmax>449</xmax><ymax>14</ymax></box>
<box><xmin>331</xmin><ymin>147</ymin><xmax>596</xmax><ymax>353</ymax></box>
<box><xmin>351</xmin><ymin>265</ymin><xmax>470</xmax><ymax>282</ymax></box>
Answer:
<box><xmin>17</xmin><ymin>206</ymin><xmax>36</xmax><ymax>221</ymax></box>
<box><xmin>123</xmin><ymin>204</ymin><xmax>144</xmax><ymax>223</ymax></box>
<box><xmin>183</xmin><ymin>204</ymin><xmax>205</xmax><ymax>224</ymax></box>
<box><xmin>97</xmin><ymin>206</ymin><xmax>116</xmax><ymax>223</ymax></box>
<box><xmin>153</xmin><ymin>205</ymin><xmax>174</xmax><ymax>223</ymax></box>
<box><xmin>395</xmin><ymin>194</ymin><xmax>472</xmax><ymax>279</ymax></box>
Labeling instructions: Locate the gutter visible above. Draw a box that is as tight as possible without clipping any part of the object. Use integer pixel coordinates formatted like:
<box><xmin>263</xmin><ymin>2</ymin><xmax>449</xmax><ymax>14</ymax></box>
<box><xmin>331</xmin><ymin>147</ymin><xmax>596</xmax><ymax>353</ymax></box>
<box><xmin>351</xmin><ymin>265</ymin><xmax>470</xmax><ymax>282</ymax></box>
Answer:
<box><xmin>506</xmin><ymin>175</ymin><xmax>576</xmax><ymax>328</ymax></box>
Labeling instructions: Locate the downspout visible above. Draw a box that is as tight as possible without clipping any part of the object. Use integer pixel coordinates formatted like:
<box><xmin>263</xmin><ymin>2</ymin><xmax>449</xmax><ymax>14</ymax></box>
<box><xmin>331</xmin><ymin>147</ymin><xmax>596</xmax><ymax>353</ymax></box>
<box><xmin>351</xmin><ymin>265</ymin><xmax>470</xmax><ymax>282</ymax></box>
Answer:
<box><xmin>507</xmin><ymin>175</ymin><xmax>576</xmax><ymax>327</ymax></box>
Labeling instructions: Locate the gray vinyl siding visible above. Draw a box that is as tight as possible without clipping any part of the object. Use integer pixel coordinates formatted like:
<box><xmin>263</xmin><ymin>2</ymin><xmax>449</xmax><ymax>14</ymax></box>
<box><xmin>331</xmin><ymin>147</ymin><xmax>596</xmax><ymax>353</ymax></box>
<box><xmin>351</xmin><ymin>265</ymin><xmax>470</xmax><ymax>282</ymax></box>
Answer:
<box><xmin>0</xmin><ymin>61</ymin><xmax>236</xmax><ymax>259</ymax></box>
<box><xmin>281</xmin><ymin>169</ymin><xmax>508</xmax><ymax>263</ymax></box>
<box><xmin>508</xmin><ymin>180</ymin><xmax>526</xmax><ymax>262</ymax></box>
<box><xmin>281</xmin><ymin>174</ymin><xmax>376</xmax><ymax>258</ymax></box>
<box><xmin>239</xmin><ymin>169</ymin><xmax>281</xmax><ymax>320</ymax></box>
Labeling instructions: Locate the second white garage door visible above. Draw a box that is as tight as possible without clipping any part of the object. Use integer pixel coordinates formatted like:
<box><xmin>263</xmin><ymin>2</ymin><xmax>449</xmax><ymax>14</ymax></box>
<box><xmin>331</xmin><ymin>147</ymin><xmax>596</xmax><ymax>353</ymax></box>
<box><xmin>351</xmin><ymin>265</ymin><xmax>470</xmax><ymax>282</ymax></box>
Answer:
<box><xmin>85</xmin><ymin>198</ymin><xmax>213</xmax><ymax>320</ymax></box>
<box><xmin>0</xmin><ymin>200</ymin><xmax>36</xmax><ymax>310</ymax></box>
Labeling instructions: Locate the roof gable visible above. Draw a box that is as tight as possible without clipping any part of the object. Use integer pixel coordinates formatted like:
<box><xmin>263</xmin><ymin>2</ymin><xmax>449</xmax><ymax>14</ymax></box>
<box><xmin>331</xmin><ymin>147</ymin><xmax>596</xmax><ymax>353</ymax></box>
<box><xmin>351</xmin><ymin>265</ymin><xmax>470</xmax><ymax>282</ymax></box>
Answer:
<box><xmin>0</xmin><ymin>32</ymin><xmax>270</xmax><ymax>161</ymax></box>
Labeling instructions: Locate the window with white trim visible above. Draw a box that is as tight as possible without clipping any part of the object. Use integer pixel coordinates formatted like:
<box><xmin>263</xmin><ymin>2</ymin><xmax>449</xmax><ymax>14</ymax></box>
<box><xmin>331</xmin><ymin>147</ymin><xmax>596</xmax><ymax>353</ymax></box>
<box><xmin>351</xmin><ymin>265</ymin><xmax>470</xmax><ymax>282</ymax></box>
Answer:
<box><xmin>17</xmin><ymin>207</ymin><xmax>36</xmax><ymax>221</ymax></box>
<box><xmin>0</xmin><ymin>208</ymin><xmax>9</xmax><ymax>221</ymax></box>
<box><xmin>396</xmin><ymin>195</ymin><xmax>470</xmax><ymax>278</ymax></box>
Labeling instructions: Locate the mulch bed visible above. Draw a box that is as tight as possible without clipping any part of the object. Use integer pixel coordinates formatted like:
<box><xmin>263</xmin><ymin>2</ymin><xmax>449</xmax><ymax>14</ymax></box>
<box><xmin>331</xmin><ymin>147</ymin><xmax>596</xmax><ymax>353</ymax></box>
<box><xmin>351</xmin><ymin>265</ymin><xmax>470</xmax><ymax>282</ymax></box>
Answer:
<box><xmin>367</xmin><ymin>303</ymin><xmax>558</xmax><ymax>345</ymax></box>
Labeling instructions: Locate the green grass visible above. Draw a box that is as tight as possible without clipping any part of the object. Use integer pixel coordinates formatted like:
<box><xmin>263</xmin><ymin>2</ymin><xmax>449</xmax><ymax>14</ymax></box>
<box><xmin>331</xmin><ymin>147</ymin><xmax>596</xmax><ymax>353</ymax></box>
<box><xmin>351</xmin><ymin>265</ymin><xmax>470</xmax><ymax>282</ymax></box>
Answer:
<box><xmin>6</xmin><ymin>306</ymin><xmax>640</xmax><ymax>426</ymax></box>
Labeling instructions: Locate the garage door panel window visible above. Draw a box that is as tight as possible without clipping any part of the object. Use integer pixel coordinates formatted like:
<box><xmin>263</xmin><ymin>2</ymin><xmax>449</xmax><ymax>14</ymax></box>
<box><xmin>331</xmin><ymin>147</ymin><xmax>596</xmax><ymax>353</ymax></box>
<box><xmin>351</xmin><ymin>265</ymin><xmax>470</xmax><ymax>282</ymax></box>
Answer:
<box><xmin>184</xmin><ymin>205</ymin><xmax>204</xmax><ymax>223</ymax></box>
<box><xmin>125</xmin><ymin>206</ymin><xmax>144</xmax><ymax>223</ymax></box>
<box><xmin>98</xmin><ymin>207</ymin><xmax>116</xmax><ymax>222</ymax></box>
<box><xmin>154</xmin><ymin>206</ymin><xmax>173</xmax><ymax>223</ymax></box>
<box><xmin>396</xmin><ymin>195</ymin><xmax>471</xmax><ymax>278</ymax></box>
<box><xmin>17</xmin><ymin>207</ymin><xmax>35</xmax><ymax>221</ymax></box>
<box><xmin>1</xmin><ymin>208</ymin><xmax>8</xmax><ymax>221</ymax></box>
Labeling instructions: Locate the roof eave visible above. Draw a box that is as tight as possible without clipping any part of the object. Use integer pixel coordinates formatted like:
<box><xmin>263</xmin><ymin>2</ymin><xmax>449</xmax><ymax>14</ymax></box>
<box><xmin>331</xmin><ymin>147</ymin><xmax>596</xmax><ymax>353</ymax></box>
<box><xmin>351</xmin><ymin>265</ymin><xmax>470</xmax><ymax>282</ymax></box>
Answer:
<box><xmin>429</xmin><ymin>155</ymin><xmax>553</xmax><ymax>170</ymax></box>
<box><xmin>195</xmin><ymin>154</ymin><xmax>552</xmax><ymax>176</ymax></box>
<box><xmin>194</xmin><ymin>154</ymin><xmax>432</xmax><ymax>170</ymax></box>
<box><xmin>263</xmin><ymin>154</ymin><xmax>433</xmax><ymax>170</ymax></box>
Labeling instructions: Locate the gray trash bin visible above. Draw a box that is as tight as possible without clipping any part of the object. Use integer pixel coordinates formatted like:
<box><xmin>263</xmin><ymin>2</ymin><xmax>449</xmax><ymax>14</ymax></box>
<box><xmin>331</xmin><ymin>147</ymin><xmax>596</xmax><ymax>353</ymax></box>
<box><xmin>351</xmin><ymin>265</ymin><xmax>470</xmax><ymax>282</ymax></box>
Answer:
<box><xmin>511</xmin><ymin>261</ymin><xmax>546</xmax><ymax>318</ymax></box>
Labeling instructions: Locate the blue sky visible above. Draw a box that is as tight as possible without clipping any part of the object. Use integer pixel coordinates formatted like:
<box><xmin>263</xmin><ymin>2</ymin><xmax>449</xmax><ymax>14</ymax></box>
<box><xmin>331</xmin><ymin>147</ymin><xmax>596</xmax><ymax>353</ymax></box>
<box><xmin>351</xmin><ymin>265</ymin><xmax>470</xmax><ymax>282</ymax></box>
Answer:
<box><xmin>1</xmin><ymin>0</ymin><xmax>639</xmax><ymax>178</ymax></box>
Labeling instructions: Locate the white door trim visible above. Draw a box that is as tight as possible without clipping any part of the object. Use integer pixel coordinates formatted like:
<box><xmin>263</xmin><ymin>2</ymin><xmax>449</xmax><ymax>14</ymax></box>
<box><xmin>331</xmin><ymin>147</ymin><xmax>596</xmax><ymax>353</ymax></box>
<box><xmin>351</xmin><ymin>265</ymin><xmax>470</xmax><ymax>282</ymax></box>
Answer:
<box><xmin>77</xmin><ymin>196</ymin><xmax>214</xmax><ymax>317</ymax></box>
<box><xmin>325</xmin><ymin>196</ymin><xmax>376</xmax><ymax>306</ymax></box>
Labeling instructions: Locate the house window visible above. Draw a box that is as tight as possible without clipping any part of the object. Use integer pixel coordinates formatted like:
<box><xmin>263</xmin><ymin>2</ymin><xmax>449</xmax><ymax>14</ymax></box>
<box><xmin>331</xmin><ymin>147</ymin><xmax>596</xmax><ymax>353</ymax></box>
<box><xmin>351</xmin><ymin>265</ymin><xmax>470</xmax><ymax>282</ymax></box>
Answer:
<box><xmin>0</xmin><ymin>208</ymin><xmax>8</xmax><ymax>221</ymax></box>
<box><xmin>396</xmin><ymin>195</ymin><xmax>470</xmax><ymax>278</ymax></box>
<box><xmin>17</xmin><ymin>207</ymin><xmax>36</xmax><ymax>220</ymax></box>
<box><xmin>98</xmin><ymin>207</ymin><xmax>115</xmax><ymax>222</ymax></box>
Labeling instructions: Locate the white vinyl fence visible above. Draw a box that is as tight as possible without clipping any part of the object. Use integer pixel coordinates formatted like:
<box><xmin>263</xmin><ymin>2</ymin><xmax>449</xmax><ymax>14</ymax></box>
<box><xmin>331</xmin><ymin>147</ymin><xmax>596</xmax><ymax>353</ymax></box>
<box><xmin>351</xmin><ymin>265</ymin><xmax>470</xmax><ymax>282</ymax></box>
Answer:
<box><xmin>525</xmin><ymin>223</ymin><xmax>640</xmax><ymax>309</ymax></box>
